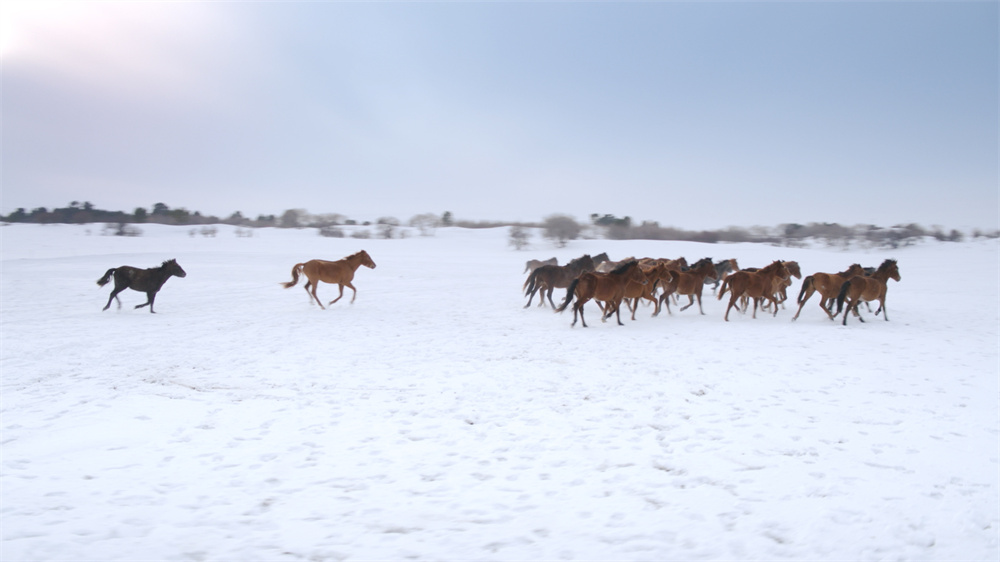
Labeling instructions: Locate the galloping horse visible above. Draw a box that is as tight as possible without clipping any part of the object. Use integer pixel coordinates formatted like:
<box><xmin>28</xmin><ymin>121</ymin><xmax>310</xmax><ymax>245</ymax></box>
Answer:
<box><xmin>282</xmin><ymin>250</ymin><xmax>376</xmax><ymax>309</ymax></box>
<box><xmin>718</xmin><ymin>260</ymin><xmax>790</xmax><ymax>321</ymax></box>
<box><xmin>523</xmin><ymin>255</ymin><xmax>596</xmax><ymax>308</ymax></box>
<box><xmin>524</xmin><ymin>257</ymin><xmax>557</xmax><ymax>274</ymax></box>
<box><xmin>97</xmin><ymin>259</ymin><xmax>187</xmax><ymax>313</ymax></box>
<box><xmin>556</xmin><ymin>261</ymin><xmax>647</xmax><ymax>327</ymax></box>
<box><xmin>791</xmin><ymin>263</ymin><xmax>866</xmax><ymax>321</ymax></box>
<box><xmin>836</xmin><ymin>259</ymin><xmax>901</xmax><ymax>325</ymax></box>
<box><xmin>623</xmin><ymin>262</ymin><xmax>674</xmax><ymax>319</ymax></box>
<box><xmin>705</xmin><ymin>258</ymin><xmax>739</xmax><ymax>293</ymax></box>
<box><xmin>658</xmin><ymin>257</ymin><xmax>717</xmax><ymax>315</ymax></box>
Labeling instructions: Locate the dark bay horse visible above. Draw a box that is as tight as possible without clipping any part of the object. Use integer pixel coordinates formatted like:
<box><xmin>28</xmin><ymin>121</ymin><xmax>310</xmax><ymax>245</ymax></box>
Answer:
<box><xmin>791</xmin><ymin>263</ymin><xmax>866</xmax><ymax>321</ymax></box>
<box><xmin>523</xmin><ymin>254</ymin><xmax>596</xmax><ymax>308</ymax></box>
<box><xmin>717</xmin><ymin>260</ymin><xmax>790</xmax><ymax>321</ymax></box>
<box><xmin>836</xmin><ymin>259</ymin><xmax>901</xmax><ymax>325</ymax></box>
<box><xmin>283</xmin><ymin>250</ymin><xmax>376</xmax><ymax>309</ymax></box>
<box><xmin>97</xmin><ymin>259</ymin><xmax>187</xmax><ymax>313</ymax></box>
<box><xmin>556</xmin><ymin>260</ymin><xmax>647</xmax><ymax>327</ymax></box>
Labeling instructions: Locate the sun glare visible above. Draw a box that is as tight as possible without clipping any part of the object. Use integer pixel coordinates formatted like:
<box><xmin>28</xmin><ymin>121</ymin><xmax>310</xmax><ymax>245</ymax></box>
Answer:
<box><xmin>0</xmin><ymin>0</ymin><xmax>93</xmax><ymax>60</ymax></box>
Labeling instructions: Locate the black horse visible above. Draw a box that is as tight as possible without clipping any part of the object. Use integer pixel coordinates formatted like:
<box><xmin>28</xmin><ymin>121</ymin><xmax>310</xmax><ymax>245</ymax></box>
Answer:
<box><xmin>97</xmin><ymin>259</ymin><xmax>187</xmax><ymax>313</ymax></box>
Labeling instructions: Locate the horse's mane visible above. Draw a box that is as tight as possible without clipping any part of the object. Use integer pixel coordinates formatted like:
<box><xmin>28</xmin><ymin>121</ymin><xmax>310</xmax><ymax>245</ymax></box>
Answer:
<box><xmin>609</xmin><ymin>260</ymin><xmax>638</xmax><ymax>275</ymax></box>
<box><xmin>346</xmin><ymin>250</ymin><xmax>367</xmax><ymax>259</ymax></box>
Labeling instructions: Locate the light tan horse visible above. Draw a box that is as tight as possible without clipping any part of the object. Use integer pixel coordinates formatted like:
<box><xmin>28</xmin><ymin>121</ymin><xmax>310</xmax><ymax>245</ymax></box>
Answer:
<box><xmin>282</xmin><ymin>250</ymin><xmax>376</xmax><ymax>309</ymax></box>
<box><xmin>717</xmin><ymin>260</ymin><xmax>790</xmax><ymax>321</ymax></box>
<box><xmin>791</xmin><ymin>263</ymin><xmax>866</xmax><ymax>321</ymax></box>
<box><xmin>836</xmin><ymin>259</ymin><xmax>901</xmax><ymax>325</ymax></box>
<box><xmin>556</xmin><ymin>261</ymin><xmax>648</xmax><ymax>327</ymax></box>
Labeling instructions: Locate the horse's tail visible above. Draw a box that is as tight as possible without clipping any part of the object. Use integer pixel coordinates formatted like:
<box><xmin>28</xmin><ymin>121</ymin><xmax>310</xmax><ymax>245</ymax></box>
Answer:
<box><xmin>835</xmin><ymin>279</ymin><xmax>851</xmax><ymax>315</ymax></box>
<box><xmin>96</xmin><ymin>268</ymin><xmax>116</xmax><ymax>287</ymax></box>
<box><xmin>797</xmin><ymin>276</ymin><xmax>814</xmax><ymax>304</ymax></box>
<box><xmin>555</xmin><ymin>278</ymin><xmax>580</xmax><ymax>313</ymax></box>
<box><xmin>282</xmin><ymin>263</ymin><xmax>305</xmax><ymax>288</ymax></box>
<box><xmin>523</xmin><ymin>268</ymin><xmax>539</xmax><ymax>295</ymax></box>
<box><xmin>717</xmin><ymin>277</ymin><xmax>730</xmax><ymax>300</ymax></box>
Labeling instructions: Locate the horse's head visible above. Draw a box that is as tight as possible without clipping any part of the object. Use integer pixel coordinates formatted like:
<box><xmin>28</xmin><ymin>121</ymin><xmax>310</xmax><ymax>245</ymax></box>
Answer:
<box><xmin>617</xmin><ymin>260</ymin><xmax>647</xmax><ymax>285</ymax></box>
<box><xmin>164</xmin><ymin>259</ymin><xmax>187</xmax><ymax>278</ymax></box>
<box><xmin>784</xmin><ymin>261</ymin><xmax>802</xmax><ymax>279</ymax></box>
<box><xmin>765</xmin><ymin>260</ymin><xmax>790</xmax><ymax>280</ymax></box>
<box><xmin>881</xmin><ymin>259</ymin><xmax>900</xmax><ymax>282</ymax></box>
<box><xmin>359</xmin><ymin>250</ymin><xmax>377</xmax><ymax>269</ymax></box>
<box><xmin>592</xmin><ymin>252</ymin><xmax>610</xmax><ymax>265</ymax></box>
<box><xmin>844</xmin><ymin>263</ymin><xmax>865</xmax><ymax>277</ymax></box>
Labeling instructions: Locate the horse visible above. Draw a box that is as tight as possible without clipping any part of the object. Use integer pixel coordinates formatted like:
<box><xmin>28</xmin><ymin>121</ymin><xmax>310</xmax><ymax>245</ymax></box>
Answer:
<box><xmin>282</xmin><ymin>250</ymin><xmax>376</xmax><ymax>309</ymax></box>
<box><xmin>836</xmin><ymin>259</ymin><xmax>901</xmax><ymax>325</ymax></box>
<box><xmin>524</xmin><ymin>257</ymin><xmax>557</xmax><ymax>274</ymax></box>
<box><xmin>717</xmin><ymin>260</ymin><xmax>790</xmax><ymax>321</ymax></box>
<box><xmin>623</xmin><ymin>262</ymin><xmax>674</xmax><ymax>319</ymax></box>
<box><xmin>596</xmin><ymin>256</ymin><xmax>636</xmax><ymax>273</ymax></box>
<box><xmin>754</xmin><ymin>260</ymin><xmax>802</xmax><ymax>311</ymax></box>
<box><xmin>658</xmin><ymin>257</ymin><xmax>717</xmax><ymax>315</ymax></box>
<box><xmin>522</xmin><ymin>254</ymin><xmax>596</xmax><ymax>308</ymax></box>
<box><xmin>791</xmin><ymin>263</ymin><xmax>866</xmax><ymax>321</ymax></box>
<box><xmin>556</xmin><ymin>260</ymin><xmax>647</xmax><ymax>327</ymax></box>
<box><xmin>705</xmin><ymin>258</ymin><xmax>739</xmax><ymax>293</ymax></box>
<box><xmin>96</xmin><ymin>259</ymin><xmax>187</xmax><ymax>313</ymax></box>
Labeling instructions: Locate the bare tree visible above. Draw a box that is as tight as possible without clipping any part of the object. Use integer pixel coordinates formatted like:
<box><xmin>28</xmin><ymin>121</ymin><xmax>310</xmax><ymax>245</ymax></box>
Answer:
<box><xmin>409</xmin><ymin>213</ymin><xmax>440</xmax><ymax>236</ymax></box>
<box><xmin>542</xmin><ymin>214</ymin><xmax>581</xmax><ymax>247</ymax></box>
<box><xmin>508</xmin><ymin>225</ymin><xmax>530</xmax><ymax>250</ymax></box>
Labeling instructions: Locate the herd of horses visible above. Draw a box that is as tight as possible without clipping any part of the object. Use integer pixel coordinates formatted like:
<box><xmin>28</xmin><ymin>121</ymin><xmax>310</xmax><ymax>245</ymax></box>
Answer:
<box><xmin>94</xmin><ymin>248</ymin><xmax>900</xmax><ymax>327</ymax></box>
<box><xmin>523</xmin><ymin>254</ymin><xmax>901</xmax><ymax>327</ymax></box>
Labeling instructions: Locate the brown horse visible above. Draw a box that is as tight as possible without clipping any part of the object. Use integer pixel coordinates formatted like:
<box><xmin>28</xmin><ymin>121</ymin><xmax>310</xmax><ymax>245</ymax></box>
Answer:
<box><xmin>556</xmin><ymin>260</ymin><xmax>647</xmax><ymax>327</ymax></box>
<box><xmin>97</xmin><ymin>259</ymin><xmax>187</xmax><ymax>313</ymax></box>
<box><xmin>623</xmin><ymin>262</ymin><xmax>674</xmax><ymax>319</ymax></box>
<box><xmin>718</xmin><ymin>260</ymin><xmax>790</xmax><ymax>321</ymax></box>
<box><xmin>523</xmin><ymin>255</ymin><xmax>596</xmax><ymax>308</ymax></box>
<box><xmin>282</xmin><ymin>250</ymin><xmax>376</xmax><ymax>309</ymax></box>
<box><xmin>754</xmin><ymin>260</ymin><xmax>803</xmax><ymax>312</ymax></box>
<box><xmin>836</xmin><ymin>259</ymin><xmax>901</xmax><ymax>325</ymax></box>
<box><xmin>791</xmin><ymin>263</ymin><xmax>866</xmax><ymax>321</ymax></box>
<box><xmin>658</xmin><ymin>257</ymin><xmax>717</xmax><ymax>315</ymax></box>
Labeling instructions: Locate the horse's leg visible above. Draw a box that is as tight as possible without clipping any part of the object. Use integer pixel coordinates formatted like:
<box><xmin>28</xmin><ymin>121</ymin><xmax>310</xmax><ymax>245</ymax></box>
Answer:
<box><xmin>614</xmin><ymin>300</ymin><xmax>625</xmax><ymax>326</ymax></box>
<box><xmin>309</xmin><ymin>282</ymin><xmax>325</xmax><ymax>309</ymax></box>
<box><xmin>879</xmin><ymin>299</ymin><xmax>889</xmax><ymax>321</ymax></box>
<box><xmin>328</xmin><ymin>284</ymin><xmax>345</xmax><ymax>305</ymax></box>
<box><xmin>679</xmin><ymin>295</ymin><xmax>695</xmax><ymax>312</ymax></box>
<box><xmin>723</xmin><ymin>293</ymin><xmax>740</xmax><ymax>321</ymax></box>
<box><xmin>696</xmin><ymin>292</ymin><xmax>705</xmax><ymax>315</ymax></box>
<box><xmin>135</xmin><ymin>291</ymin><xmax>155</xmax><ymax>312</ymax></box>
<box><xmin>343</xmin><ymin>282</ymin><xmax>358</xmax><ymax>304</ymax></box>
<box><xmin>791</xmin><ymin>288</ymin><xmax>812</xmax><ymax>321</ymax></box>
<box><xmin>546</xmin><ymin>287</ymin><xmax>558</xmax><ymax>309</ymax></box>
<box><xmin>104</xmin><ymin>287</ymin><xmax>122</xmax><ymax>311</ymax></box>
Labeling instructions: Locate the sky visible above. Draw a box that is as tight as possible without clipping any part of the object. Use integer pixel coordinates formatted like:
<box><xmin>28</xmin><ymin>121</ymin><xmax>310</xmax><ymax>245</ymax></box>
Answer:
<box><xmin>1</xmin><ymin>0</ymin><xmax>997</xmax><ymax>230</ymax></box>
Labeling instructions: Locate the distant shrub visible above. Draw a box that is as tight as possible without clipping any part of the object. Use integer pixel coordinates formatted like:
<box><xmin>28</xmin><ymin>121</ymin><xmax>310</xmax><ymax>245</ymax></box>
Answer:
<box><xmin>319</xmin><ymin>226</ymin><xmax>345</xmax><ymax>238</ymax></box>
<box><xmin>351</xmin><ymin>230</ymin><xmax>371</xmax><ymax>239</ymax></box>
<box><xmin>542</xmin><ymin>214</ymin><xmax>581</xmax><ymax>247</ymax></box>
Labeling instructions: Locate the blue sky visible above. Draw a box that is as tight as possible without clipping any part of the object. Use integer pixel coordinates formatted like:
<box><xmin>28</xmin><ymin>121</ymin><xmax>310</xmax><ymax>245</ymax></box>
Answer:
<box><xmin>2</xmin><ymin>1</ymin><xmax>997</xmax><ymax>229</ymax></box>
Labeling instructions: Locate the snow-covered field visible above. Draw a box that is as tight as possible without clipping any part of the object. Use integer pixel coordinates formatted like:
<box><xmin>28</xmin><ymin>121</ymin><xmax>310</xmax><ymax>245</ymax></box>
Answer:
<box><xmin>2</xmin><ymin>223</ymin><xmax>997</xmax><ymax>561</ymax></box>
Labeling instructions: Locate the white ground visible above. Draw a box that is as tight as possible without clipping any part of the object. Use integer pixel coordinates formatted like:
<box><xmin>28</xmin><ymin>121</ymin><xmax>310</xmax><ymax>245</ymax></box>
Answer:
<box><xmin>2</xmin><ymin>223</ymin><xmax>997</xmax><ymax>561</ymax></box>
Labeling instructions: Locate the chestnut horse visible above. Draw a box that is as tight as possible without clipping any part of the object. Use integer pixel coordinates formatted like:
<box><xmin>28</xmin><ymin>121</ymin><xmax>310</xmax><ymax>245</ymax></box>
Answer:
<box><xmin>717</xmin><ymin>260</ymin><xmax>790</xmax><ymax>321</ymax></box>
<box><xmin>97</xmin><ymin>259</ymin><xmax>187</xmax><ymax>313</ymax></box>
<box><xmin>791</xmin><ymin>263</ymin><xmax>866</xmax><ymax>321</ymax></box>
<box><xmin>836</xmin><ymin>259</ymin><xmax>901</xmax><ymax>325</ymax></box>
<box><xmin>523</xmin><ymin>254</ymin><xmax>596</xmax><ymax>308</ymax></box>
<box><xmin>658</xmin><ymin>257</ymin><xmax>718</xmax><ymax>315</ymax></box>
<box><xmin>556</xmin><ymin>260</ymin><xmax>647</xmax><ymax>327</ymax></box>
<box><xmin>282</xmin><ymin>250</ymin><xmax>376</xmax><ymax>309</ymax></box>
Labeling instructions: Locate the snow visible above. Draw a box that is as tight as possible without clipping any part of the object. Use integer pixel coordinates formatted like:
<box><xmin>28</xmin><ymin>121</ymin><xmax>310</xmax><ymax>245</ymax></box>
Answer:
<box><xmin>2</xmin><ymin>223</ymin><xmax>997</xmax><ymax>561</ymax></box>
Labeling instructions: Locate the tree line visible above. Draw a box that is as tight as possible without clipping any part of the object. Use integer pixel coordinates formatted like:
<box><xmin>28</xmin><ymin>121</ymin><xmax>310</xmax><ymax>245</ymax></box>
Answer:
<box><xmin>3</xmin><ymin>202</ymin><xmax>995</xmax><ymax>248</ymax></box>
